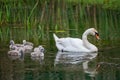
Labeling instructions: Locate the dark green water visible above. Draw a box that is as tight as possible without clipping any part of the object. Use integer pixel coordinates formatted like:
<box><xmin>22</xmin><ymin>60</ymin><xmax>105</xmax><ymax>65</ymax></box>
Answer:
<box><xmin>0</xmin><ymin>44</ymin><xmax>120</xmax><ymax>80</ymax></box>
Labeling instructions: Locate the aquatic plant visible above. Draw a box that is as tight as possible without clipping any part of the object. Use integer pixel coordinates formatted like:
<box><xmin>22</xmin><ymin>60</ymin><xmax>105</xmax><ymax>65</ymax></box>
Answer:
<box><xmin>0</xmin><ymin>0</ymin><xmax>120</xmax><ymax>48</ymax></box>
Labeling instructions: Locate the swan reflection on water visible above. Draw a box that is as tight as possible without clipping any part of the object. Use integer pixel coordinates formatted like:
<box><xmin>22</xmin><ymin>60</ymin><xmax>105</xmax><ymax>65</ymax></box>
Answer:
<box><xmin>54</xmin><ymin>51</ymin><xmax>97</xmax><ymax>64</ymax></box>
<box><xmin>54</xmin><ymin>51</ymin><xmax>98</xmax><ymax>77</ymax></box>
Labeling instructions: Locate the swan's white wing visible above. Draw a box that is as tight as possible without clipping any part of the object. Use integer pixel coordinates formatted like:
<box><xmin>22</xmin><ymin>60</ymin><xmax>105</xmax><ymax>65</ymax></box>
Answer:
<box><xmin>55</xmin><ymin>38</ymin><xmax>71</xmax><ymax>51</ymax></box>
<box><xmin>69</xmin><ymin>38</ymin><xmax>83</xmax><ymax>48</ymax></box>
<box><xmin>56</xmin><ymin>37</ymin><xmax>89</xmax><ymax>52</ymax></box>
<box><xmin>69</xmin><ymin>38</ymin><xmax>90</xmax><ymax>51</ymax></box>
<box><xmin>58</xmin><ymin>38</ymin><xmax>71</xmax><ymax>46</ymax></box>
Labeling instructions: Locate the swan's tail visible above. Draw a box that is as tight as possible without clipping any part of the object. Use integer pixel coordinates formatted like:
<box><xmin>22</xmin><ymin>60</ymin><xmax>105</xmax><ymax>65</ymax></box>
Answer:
<box><xmin>53</xmin><ymin>33</ymin><xmax>59</xmax><ymax>42</ymax></box>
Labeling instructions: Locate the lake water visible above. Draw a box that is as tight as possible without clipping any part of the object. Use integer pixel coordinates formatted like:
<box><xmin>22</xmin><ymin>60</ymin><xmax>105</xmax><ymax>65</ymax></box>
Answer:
<box><xmin>0</xmin><ymin>44</ymin><xmax>120</xmax><ymax>80</ymax></box>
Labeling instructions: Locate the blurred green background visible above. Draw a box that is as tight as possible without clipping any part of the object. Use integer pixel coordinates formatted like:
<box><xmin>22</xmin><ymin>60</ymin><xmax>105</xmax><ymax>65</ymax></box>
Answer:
<box><xmin>0</xmin><ymin>0</ymin><xmax>120</xmax><ymax>49</ymax></box>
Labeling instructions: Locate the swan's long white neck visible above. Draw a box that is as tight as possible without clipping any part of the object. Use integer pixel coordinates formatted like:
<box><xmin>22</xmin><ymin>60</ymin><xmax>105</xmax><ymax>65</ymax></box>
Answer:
<box><xmin>82</xmin><ymin>29</ymin><xmax>98</xmax><ymax>52</ymax></box>
<box><xmin>82</xmin><ymin>30</ymin><xmax>91</xmax><ymax>49</ymax></box>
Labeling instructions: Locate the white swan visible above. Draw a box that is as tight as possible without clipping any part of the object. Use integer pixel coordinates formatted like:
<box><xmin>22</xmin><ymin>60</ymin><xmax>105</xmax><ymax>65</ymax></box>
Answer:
<box><xmin>53</xmin><ymin>28</ymin><xmax>100</xmax><ymax>52</ymax></box>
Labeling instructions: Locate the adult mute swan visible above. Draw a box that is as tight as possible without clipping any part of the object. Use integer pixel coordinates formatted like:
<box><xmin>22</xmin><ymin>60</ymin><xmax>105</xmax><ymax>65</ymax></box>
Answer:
<box><xmin>53</xmin><ymin>28</ymin><xmax>100</xmax><ymax>52</ymax></box>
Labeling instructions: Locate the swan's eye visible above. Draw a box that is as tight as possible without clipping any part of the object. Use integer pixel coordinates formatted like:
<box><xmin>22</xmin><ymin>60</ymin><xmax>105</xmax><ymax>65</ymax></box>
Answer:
<box><xmin>95</xmin><ymin>32</ymin><xmax>99</xmax><ymax>36</ymax></box>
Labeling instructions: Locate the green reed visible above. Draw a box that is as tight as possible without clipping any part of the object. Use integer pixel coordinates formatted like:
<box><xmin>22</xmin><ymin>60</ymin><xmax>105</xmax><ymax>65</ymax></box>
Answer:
<box><xmin>0</xmin><ymin>27</ymin><xmax>10</xmax><ymax>43</ymax></box>
<box><xmin>0</xmin><ymin>10</ymin><xmax>2</xmax><ymax>24</ymax></box>
<box><xmin>0</xmin><ymin>0</ymin><xmax>120</xmax><ymax>48</ymax></box>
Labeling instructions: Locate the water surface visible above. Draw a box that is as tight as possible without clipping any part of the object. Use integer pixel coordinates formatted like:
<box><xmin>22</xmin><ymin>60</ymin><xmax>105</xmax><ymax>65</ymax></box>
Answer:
<box><xmin>0</xmin><ymin>45</ymin><xmax>120</xmax><ymax>80</ymax></box>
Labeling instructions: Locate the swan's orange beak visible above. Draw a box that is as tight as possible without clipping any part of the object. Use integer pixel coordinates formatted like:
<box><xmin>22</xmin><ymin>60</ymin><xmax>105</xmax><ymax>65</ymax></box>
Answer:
<box><xmin>95</xmin><ymin>32</ymin><xmax>100</xmax><ymax>40</ymax></box>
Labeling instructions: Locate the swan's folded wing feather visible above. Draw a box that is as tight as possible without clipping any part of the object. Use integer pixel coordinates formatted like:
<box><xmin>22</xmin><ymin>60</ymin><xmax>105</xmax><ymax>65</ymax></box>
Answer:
<box><xmin>63</xmin><ymin>38</ymin><xmax>90</xmax><ymax>52</ymax></box>
<box><xmin>69</xmin><ymin>38</ymin><xmax>83</xmax><ymax>48</ymax></box>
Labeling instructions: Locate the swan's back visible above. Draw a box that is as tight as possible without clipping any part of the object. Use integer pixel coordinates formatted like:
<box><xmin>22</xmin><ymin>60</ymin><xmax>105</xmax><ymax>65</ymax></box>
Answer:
<box><xmin>61</xmin><ymin>38</ymin><xmax>89</xmax><ymax>52</ymax></box>
<box><xmin>53</xmin><ymin>34</ymin><xmax>89</xmax><ymax>52</ymax></box>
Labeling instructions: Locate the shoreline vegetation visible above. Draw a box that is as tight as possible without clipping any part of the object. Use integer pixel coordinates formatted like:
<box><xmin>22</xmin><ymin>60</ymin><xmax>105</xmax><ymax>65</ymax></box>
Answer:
<box><xmin>0</xmin><ymin>0</ymin><xmax>120</xmax><ymax>49</ymax></box>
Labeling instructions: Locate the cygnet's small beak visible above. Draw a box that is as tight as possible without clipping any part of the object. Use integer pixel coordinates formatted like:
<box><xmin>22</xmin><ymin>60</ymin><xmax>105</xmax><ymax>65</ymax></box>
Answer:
<box><xmin>95</xmin><ymin>32</ymin><xmax>100</xmax><ymax>40</ymax></box>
